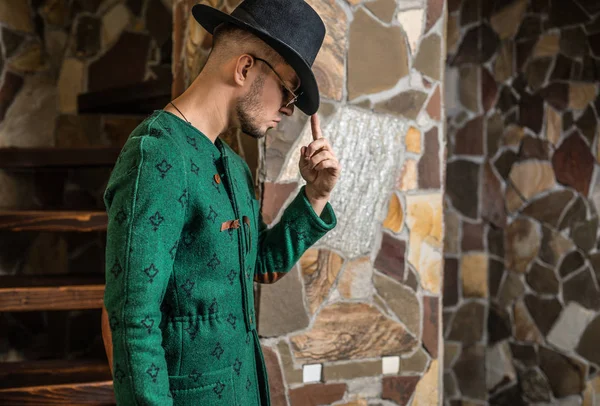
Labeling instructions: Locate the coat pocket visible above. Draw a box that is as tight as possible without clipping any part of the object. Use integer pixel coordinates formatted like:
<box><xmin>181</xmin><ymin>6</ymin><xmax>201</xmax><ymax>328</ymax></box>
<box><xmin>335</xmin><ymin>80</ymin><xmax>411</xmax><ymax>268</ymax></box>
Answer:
<box><xmin>168</xmin><ymin>365</ymin><xmax>237</xmax><ymax>406</ymax></box>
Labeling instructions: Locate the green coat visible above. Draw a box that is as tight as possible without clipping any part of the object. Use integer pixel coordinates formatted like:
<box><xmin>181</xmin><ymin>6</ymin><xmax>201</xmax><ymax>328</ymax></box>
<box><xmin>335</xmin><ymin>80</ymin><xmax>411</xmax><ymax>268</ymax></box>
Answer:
<box><xmin>103</xmin><ymin>110</ymin><xmax>336</xmax><ymax>405</ymax></box>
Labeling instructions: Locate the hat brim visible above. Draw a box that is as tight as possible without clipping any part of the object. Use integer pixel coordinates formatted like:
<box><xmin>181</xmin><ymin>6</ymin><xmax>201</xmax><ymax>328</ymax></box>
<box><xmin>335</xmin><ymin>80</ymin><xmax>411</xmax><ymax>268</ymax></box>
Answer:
<box><xmin>192</xmin><ymin>4</ymin><xmax>320</xmax><ymax>116</ymax></box>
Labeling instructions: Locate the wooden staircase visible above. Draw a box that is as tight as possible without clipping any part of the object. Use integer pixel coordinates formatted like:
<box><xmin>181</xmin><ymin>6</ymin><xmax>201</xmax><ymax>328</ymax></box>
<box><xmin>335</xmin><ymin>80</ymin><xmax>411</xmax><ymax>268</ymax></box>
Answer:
<box><xmin>0</xmin><ymin>147</ymin><xmax>116</xmax><ymax>405</ymax></box>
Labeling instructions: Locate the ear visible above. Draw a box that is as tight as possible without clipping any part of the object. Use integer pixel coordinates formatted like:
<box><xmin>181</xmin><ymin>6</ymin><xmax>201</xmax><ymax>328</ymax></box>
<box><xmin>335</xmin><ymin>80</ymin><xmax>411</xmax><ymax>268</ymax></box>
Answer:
<box><xmin>234</xmin><ymin>54</ymin><xmax>254</xmax><ymax>87</ymax></box>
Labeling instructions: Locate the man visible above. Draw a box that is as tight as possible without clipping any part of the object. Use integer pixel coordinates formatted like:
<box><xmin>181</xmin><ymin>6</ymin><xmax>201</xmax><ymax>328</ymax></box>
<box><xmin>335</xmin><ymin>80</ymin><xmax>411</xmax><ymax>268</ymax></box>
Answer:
<box><xmin>101</xmin><ymin>0</ymin><xmax>340</xmax><ymax>404</ymax></box>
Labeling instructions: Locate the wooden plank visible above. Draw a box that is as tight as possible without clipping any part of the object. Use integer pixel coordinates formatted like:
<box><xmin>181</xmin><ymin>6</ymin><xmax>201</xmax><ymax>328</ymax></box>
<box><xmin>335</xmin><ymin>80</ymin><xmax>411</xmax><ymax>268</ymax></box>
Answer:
<box><xmin>0</xmin><ymin>359</ymin><xmax>112</xmax><ymax>389</ymax></box>
<box><xmin>0</xmin><ymin>211</ymin><xmax>107</xmax><ymax>232</ymax></box>
<box><xmin>0</xmin><ymin>381</ymin><xmax>115</xmax><ymax>405</ymax></box>
<box><xmin>0</xmin><ymin>275</ymin><xmax>105</xmax><ymax>312</ymax></box>
<box><xmin>0</xmin><ymin>147</ymin><xmax>121</xmax><ymax>169</ymax></box>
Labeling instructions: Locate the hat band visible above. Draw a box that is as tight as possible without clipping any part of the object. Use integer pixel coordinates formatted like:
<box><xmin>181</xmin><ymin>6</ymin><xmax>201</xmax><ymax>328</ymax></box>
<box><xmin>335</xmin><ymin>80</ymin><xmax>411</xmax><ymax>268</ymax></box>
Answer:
<box><xmin>231</xmin><ymin>7</ymin><xmax>265</xmax><ymax>32</ymax></box>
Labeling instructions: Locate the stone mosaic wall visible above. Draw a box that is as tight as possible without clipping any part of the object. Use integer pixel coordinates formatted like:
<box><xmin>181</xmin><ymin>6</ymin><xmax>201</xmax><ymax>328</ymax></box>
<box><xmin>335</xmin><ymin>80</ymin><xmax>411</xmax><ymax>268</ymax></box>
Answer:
<box><xmin>174</xmin><ymin>0</ymin><xmax>447</xmax><ymax>404</ymax></box>
<box><xmin>0</xmin><ymin>0</ymin><xmax>171</xmax><ymax>362</ymax></box>
<box><xmin>444</xmin><ymin>0</ymin><xmax>600</xmax><ymax>404</ymax></box>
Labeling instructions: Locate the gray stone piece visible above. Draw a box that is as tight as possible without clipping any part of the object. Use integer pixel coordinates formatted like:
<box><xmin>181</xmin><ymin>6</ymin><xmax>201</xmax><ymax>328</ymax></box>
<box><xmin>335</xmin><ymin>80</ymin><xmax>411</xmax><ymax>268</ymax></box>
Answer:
<box><xmin>547</xmin><ymin>302</ymin><xmax>595</xmax><ymax>352</ymax></box>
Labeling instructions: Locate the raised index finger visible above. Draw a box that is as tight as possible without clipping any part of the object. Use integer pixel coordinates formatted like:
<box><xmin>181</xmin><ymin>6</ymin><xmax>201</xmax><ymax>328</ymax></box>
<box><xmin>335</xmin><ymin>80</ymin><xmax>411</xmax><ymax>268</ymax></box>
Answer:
<box><xmin>311</xmin><ymin>114</ymin><xmax>323</xmax><ymax>141</ymax></box>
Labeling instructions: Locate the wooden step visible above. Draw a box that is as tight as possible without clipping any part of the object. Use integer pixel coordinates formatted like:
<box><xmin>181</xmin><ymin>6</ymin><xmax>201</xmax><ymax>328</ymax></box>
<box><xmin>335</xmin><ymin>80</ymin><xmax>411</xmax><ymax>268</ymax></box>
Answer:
<box><xmin>0</xmin><ymin>147</ymin><xmax>121</xmax><ymax>169</ymax></box>
<box><xmin>0</xmin><ymin>210</ymin><xmax>107</xmax><ymax>232</ymax></box>
<box><xmin>0</xmin><ymin>359</ymin><xmax>114</xmax><ymax>405</ymax></box>
<box><xmin>0</xmin><ymin>275</ymin><xmax>105</xmax><ymax>312</ymax></box>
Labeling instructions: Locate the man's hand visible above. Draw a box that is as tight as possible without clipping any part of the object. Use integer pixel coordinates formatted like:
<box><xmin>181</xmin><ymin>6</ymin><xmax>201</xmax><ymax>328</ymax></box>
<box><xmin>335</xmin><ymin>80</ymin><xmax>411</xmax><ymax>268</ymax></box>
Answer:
<box><xmin>299</xmin><ymin>114</ymin><xmax>341</xmax><ymax>207</ymax></box>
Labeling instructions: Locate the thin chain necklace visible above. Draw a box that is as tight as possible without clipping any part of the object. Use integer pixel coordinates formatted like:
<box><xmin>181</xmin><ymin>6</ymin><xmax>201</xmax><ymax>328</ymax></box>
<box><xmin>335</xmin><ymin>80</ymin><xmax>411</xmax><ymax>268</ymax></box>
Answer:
<box><xmin>169</xmin><ymin>101</ymin><xmax>191</xmax><ymax>125</ymax></box>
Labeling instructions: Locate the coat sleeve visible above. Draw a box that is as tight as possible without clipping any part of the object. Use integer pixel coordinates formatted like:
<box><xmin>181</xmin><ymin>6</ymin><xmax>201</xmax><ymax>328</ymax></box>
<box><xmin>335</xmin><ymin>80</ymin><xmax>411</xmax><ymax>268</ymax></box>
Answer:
<box><xmin>103</xmin><ymin>132</ymin><xmax>187</xmax><ymax>405</ymax></box>
<box><xmin>254</xmin><ymin>185</ymin><xmax>336</xmax><ymax>283</ymax></box>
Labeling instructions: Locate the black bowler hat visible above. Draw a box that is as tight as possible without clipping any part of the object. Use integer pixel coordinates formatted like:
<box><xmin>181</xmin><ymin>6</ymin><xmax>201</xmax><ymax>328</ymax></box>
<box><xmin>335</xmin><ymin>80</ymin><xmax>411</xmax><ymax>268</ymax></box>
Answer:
<box><xmin>192</xmin><ymin>0</ymin><xmax>326</xmax><ymax>116</ymax></box>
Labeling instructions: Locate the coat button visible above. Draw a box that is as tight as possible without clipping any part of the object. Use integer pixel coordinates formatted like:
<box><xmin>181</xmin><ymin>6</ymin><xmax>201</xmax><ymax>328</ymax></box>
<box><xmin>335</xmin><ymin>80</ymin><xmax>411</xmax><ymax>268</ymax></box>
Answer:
<box><xmin>214</xmin><ymin>174</ymin><xmax>221</xmax><ymax>184</ymax></box>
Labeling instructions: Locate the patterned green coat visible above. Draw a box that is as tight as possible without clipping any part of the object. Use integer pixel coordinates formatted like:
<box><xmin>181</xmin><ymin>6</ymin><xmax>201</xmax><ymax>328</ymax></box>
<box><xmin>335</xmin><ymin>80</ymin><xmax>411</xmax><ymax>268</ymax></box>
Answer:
<box><xmin>103</xmin><ymin>110</ymin><xmax>336</xmax><ymax>405</ymax></box>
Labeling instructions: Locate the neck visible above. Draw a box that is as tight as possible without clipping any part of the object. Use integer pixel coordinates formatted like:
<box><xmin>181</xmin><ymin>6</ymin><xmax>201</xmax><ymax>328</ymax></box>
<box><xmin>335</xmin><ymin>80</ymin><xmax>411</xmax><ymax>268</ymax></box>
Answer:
<box><xmin>169</xmin><ymin>70</ymin><xmax>236</xmax><ymax>143</ymax></box>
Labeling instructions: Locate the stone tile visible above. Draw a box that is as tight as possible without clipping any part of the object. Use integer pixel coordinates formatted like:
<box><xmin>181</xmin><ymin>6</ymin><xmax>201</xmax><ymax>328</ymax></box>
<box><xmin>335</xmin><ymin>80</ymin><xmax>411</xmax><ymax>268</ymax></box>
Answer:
<box><xmin>8</xmin><ymin>42</ymin><xmax>46</xmax><ymax>74</ymax></box>
<box><xmin>289</xmin><ymin>383</ymin><xmax>346</xmax><ymax>406</ymax></box>
<box><xmin>533</xmin><ymin>33</ymin><xmax>560</xmax><ymax>58</ymax></box>
<box><xmin>398</xmin><ymin>158</ymin><xmax>418</xmax><ymax>191</ymax></box>
<box><xmin>525</xmin><ymin>58</ymin><xmax>552</xmax><ymax>91</ymax></box>
<box><xmin>348</xmin><ymin>8</ymin><xmax>409</xmax><ymax>100</ymax></box>
<box><xmin>404</xmin><ymin>266</ymin><xmax>419</xmax><ymax>291</ymax></box>
<box><xmin>307</xmin><ymin>0</ymin><xmax>347</xmax><ymax>101</ymax></box>
<box><xmin>453</xmin><ymin>344</ymin><xmax>486</xmax><ymax>400</ymax></box>
<box><xmin>498</xmin><ymin>271</ymin><xmax>526</xmax><ymax>308</ymax></box>
<box><xmin>563</xmin><ymin>267</ymin><xmax>600</xmax><ymax>311</ymax></box>
<box><xmin>405</xmin><ymin>127</ymin><xmax>421</xmax><ymax>154</ymax></box>
<box><xmin>459</xmin><ymin>65</ymin><xmax>480</xmax><ymax>112</ymax></box>
<box><xmin>548</xmin><ymin>302</ymin><xmax>595</xmax><ymax>352</ymax></box>
<box><xmin>0</xmin><ymin>0</ymin><xmax>34</xmax><ymax>33</ymax></box>
<box><xmin>489</xmin><ymin>259</ymin><xmax>505</xmax><ymax>298</ymax></box>
<box><xmin>374</xmin><ymin>90</ymin><xmax>428</xmax><ymax>119</ymax></box>
<box><xmin>406</xmin><ymin>194</ymin><xmax>443</xmax><ymax>292</ymax></box>
<box><xmin>569</xmin><ymin>83</ymin><xmax>597</xmax><ymax>110</ymax></box>
<box><xmin>89</xmin><ymin>31</ymin><xmax>150</xmax><ymax>92</ymax></box>
<box><xmin>261</xmin><ymin>182</ymin><xmax>298</xmax><ymax>225</ymax></box>
<box><xmin>426</xmin><ymin>86</ymin><xmax>441</xmax><ymax>121</ymax></box>
<box><xmin>402</xmin><ymin>346</ymin><xmax>430</xmax><ymax>373</ymax></box>
<box><xmin>545</xmin><ymin>106</ymin><xmax>561</xmax><ymax>146</ymax></box>
<box><xmin>447</xmin><ymin>14</ymin><xmax>460</xmax><ymax>54</ymax></box>
<box><xmin>443</xmin><ymin>257</ymin><xmax>459</xmax><ymax>307</ymax></box>
<box><xmin>422</xmin><ymin>296</ymin><xmax>439</xmax><ymax>358</ymax></box>
<box><xmin>490</xmin><ymin>0</ymin><xmax>527</xmax><ymax>39</ymax></box>
<box><xmin>101</xmin><ymin>3</ymin><xmax>130</xmax><ymax>48</ymax></box>
<box><xmin>516</xmin><ymin>14</ymin><xmax>542</xmax><ymax>41</ymax></box>
<box><xmin>481</xmin><ymin>68</ymin><xmax>498</xmax><ymax>112</ymax></box>
<box><xmin>520</xmin><ymin>368</ymin><xmax>552</xmax><ymax>403</ymax></box>
<box><xmin>560</xmin><ymin>26</ymin><xmax>588</xmax><ymax>60</ymax></box>
<box><xmin>539</xmin><ymin>225</ymin><xmax>575</xmax><ymax>266</ymax></box>
<box><xmin>525</xmin><ymin>295</ymin><xmax>562</xmax><ymax>336</ymax></box>
<box><xmin>425</xmin><ymin>0</ymin><xmax>443</xmax><ymax>32</ymax></box>
<box><xmin>262</xmin><ymin>346</ymin><xmax>287</xmax><ymax>406</ymax></box>
<box><xmin>549</xmin><ymin>0</ymin><xmax>589</xmax><ymax>28</ymax></box>
<box><xmin>505</xmin><ymin>217</ymin><xmax>541</xmax><ymax>274</ymax></box>
<box><xmin>444</xmin><ymin>372</ymin><xmax>459</xmax><ymax>398</ymax></box>
<box><xmin>290</xmin><ymin>303</ymin><xmax>417</xmax><ymax>362</ymax></box>
<box><xmin>462</xmin><ymin>222</ymin><xmax>484</xmax><ymax>252</ymax></box>
<box><xmin>540</xmin><ymin>82</ymin><xmax>570</xmax><ymax>111</ymax></box>
<box><xmin>146</xmin><ymin>0</ymin><xmax>171</xmax><ymax>47</ymax></box>
<box><xmin>539</xmin><ymin>346</ymin><xmax>586</xmax><ymax>398</ymax></box>
<box><xmin>576</xmin><ymin>106</ymin><xmax>597</xmax><ymax>145</ymax></box>
<box><xmin>488</xmin><ymin>303</ymin><xmax>511</xmax><ymax>345</ymax></box>
<box><xmin>461</xmin><ymin>253</ymin><xmax>488</xmax><ymax>298</ymax></box>
<box><xmin>527</xmin><ymin>261</ymin><xmax>559</xmax><ymax>295</ymax></box>
<box><xmin>487</xmin><ymin>112</ymin><xmax>504</xmax><ymax>157</ymax></box>
<box><xmin>508</xmin><ymin>161</ymin><xmax>556</xmax><ymax>211</ymax></box>
<box><xmin>510</xmin><ymin>343</ymin><xmax>538</xmax><ymax>368</ymax></box>
<box><xmin>489</xmin><ymin>384</ymin><xmax>527</xmax><ymax>406</ymax></box>
<box><xmin>521</xmin><ymin>190</ymin><xmax>574</xmax><ymax>229</ymax></box>
<box><xmin>559</xmin><ymin>250</ymin><xmax>585</xmax><ymax>278</ymax></box>
<box><xmin>323</xmin><ymin>360</ymin><xmax>381</xmax><ymax>381</ymax></box>
<box><xmin>414</xmin><ymin>34</ymin><xmax>441</xmax><ymax>81</ymax></box>
<box><xmin>447</xmin><ymin>302</ymin><xmax>485</xmax><ymax>345</ymax></box>
<box><xmin>258</xmin><ymin>265</ymin><xmax>310</xmax><ymax>337</ymax></box>
<box><xmin>277</xmin><ymin>341</ymin><xmax>303</xmax><ymax>384</ymax></box>
<box><xmin>73</xmin><ymin>15</ymin><xmax>100</xmax><ymax>58</ymax></box>
<box><xmin>578</xmin><ymin>0</ymin><xmax>600</xmax><ymax>15</ymax></box>
<box><xmin>365</xmin><ymin>0</ymin><xmax>396</xmax><ymax>22</ymax></box>
<box><xmin>382</xmin><ymin>192</ymin><xmax>404</xmax><ymax>234</ymax></box>
<box><xmin>494</xmin><ymin>41</ymin><xmax>514</xmax><ymax>83</ymax></box>
<box><xmin>519</xmin><ymin>92</ymin><xmax>545</xmax><ymax>133</ymax></box>
<box><xmin>451</xmin><ymin>24</ymin><xmax>499</xmax><ymax>65</ymax></box>
<box><xmin>411</xmin><ymin>360</ymin><xmax>439</xmax><ymax>406</ymax></box>
<box><xmin>552</xmin><ymin>132</ymin><xmax>595</xmax><ymax>196</ymax></box>
<box><xmin>381</xmin><ymin>376</ymin><xmax>419</xmax><ymax>405</ymax></box>
<box><xmin>481</xmin><ymin>162</ymin><xmax>506</xmax><ymax>228</ymax></box>
<box><xmin>338</xmin><ymin>257</ymin><xmax>374</xmax><ymax>300</ymax></box>
<box><xmin>513</xmin><ymin>299</ymin><xmax>544</xmax><ymax>343</ymax></box>
<box><xmin>445</xmin><ymin>207</ymin><xmax>460</xmax><ymax>255</ymax></box>
<box><xmin>494</xmin><ymin>149</ymin><xmax>518</xmax><ymax>180</ymax></box>
<box><xmin>373</xmin><ymin>273</ymin><xmax>420</xmax><ymax>336</ymax></box>
<box><xmin>502</xmin><ymin>124</ymin><xmax>525</xmax><ymax>148</ymax></box>
<box><xmin>487</xmin><ymin>341</ymin><xmax>516</xmax><ymax>392</ymax></box>
<box><xmin>455</xmin><ymin>116</ymin><xmax>484</xmax><ymax>156</ymax></box>
<box><xmin>374</xmin><ymin>233</ymin><xmax>406</xmax><ymax>283</ymax></box>
<box><xmin>0</xmin><ymin>71</ymin><xmax>24</xmax><ymax>122</ymax></box>
<box><xmin>300</xmin><ymin>249</ymin><xmax>345</xmax><ymax>315</ymax></box>
<box><xmin>447</xmin><ymin>160</ymin><xmax>480</xmax><ymax>219</ymax></box>
<box><xmin>559</xmin><ymin>196</ymin><xmax>587</xmax><ymax>230</ymax></box>
<box><xmin>460</xmin><ymin>0</ymin><xmax>480</xmax><ymax>26</ymax></box>
<box><xmin>397</xmin><ymin>8</ymin><xmax>425</xmax><ymax>56</ymax></box>
<box><xmin>418</xmin><ymin>127</ymin><xmax>440</xmax><ymax>189</ymax></box>
<box><xmin>577</xmin><ymin>314</ymin><xmax>600</xmax><ymax>367</ymax></box>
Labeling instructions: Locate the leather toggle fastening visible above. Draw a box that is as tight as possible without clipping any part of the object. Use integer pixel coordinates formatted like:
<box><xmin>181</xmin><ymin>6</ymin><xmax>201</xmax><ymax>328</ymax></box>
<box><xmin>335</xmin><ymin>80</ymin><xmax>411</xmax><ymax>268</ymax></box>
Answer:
<box><xmin>221</xmin><ymin>219</ymin><xmax>240</xmax><ymax>231</ymax></box>
<box><xmin>214</xmin><ymin>174</ymin><xmax>221</xmax><ymax>184</ymax></box>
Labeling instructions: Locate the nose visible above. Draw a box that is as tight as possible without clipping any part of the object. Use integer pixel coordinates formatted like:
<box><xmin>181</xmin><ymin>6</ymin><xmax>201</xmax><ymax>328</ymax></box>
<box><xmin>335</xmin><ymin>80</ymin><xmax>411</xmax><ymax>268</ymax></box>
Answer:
<box><xmin>280</xmin><ymin>104</ymin><xmax>294</xmax><ymax>116</ymax></box>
